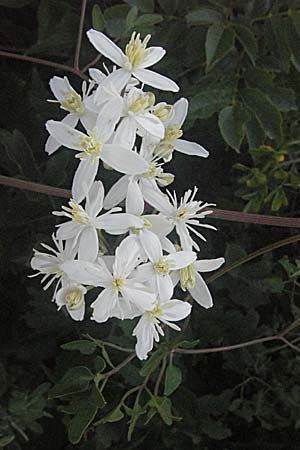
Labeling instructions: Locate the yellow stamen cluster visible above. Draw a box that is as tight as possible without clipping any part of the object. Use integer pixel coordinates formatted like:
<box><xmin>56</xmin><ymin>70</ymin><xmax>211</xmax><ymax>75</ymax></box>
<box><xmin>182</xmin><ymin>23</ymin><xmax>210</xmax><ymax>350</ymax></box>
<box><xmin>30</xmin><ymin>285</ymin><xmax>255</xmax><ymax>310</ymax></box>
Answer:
<box><xmin>112</xmin><ymin>277</ymin><xmax>124</xmax><ymax>291</ymax></box>
<box><xmin>65</xmin><ymin>288</ymin><xmax>84</xmax><ymax>310</ymax></box>
<box><xmin>179</xmin><ymin>264</ymin><xmax>196</xmax><ymax>291</ymax></box>
<box><xmin>154</xmin><ymin>124</ymin><xmax>183</xmax><ymax>159</ymax></box>
<box><xmin>129</xmin><ymin>217</ymin><xmax>152</xmax><ymax>234</ymax></box>
<box><xmin>164</xmin><ymin>124</ymin><xmax>183</xmax><ymax>141</ymax></box>
<box><xmin>124</xmin><ymin>32</ymin><xmax>151</xmax><ymax>70</ymax></box>
<box><xmin>62</xmin><ymin>200</ymin><xmax>90</xmax><ymax>224</ymax></box>
<box><xmin>176</xmin><ymin>206</ymin><xmax>188</xmax><ymax>221</ymax></box>
<box><xmin>153</xmin><ymin>258</ymin><xmax>170</xmax><ymax>275</ymax></box>
<box><xmin>60</xmin><ymin>90</ymin><xmax>84</xmax><ymax>115</ymax></box>
<box><xmin>128</xmin><ymin>92</ymin><xmax>155</xmax><ymax>114</ymax></box>
<box><xmin>76</xmin><ymin>131</ymin><xmax>102</xmax><ymax>161</ymax></box>
<box><xmin>152</xmin><ymin>103</ymin><xmax>173</xmax><ymax>122</ymax></box>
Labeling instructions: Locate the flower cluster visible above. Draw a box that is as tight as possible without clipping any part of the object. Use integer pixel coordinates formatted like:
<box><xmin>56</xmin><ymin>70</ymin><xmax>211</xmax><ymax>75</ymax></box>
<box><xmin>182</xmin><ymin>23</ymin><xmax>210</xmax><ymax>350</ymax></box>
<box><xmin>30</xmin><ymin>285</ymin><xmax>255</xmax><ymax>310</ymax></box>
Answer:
<box><xmin>31</xmin><ymin>30</ymin><xmax>225</xmax><ymax>360</ymax></box>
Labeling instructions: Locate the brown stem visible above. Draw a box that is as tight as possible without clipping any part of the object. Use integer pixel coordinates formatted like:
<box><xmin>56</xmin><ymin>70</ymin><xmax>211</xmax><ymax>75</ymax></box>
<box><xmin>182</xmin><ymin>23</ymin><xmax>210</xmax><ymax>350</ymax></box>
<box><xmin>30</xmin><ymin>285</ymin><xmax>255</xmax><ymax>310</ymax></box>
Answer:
<box><xmin>74</xmin><ymin>0</ymin><xmax>88</xmax><ymax>71</ymax></box>
<box><xmin>154</xmin><ymin>357</ymin><xmax>167</xmax><ymax>396</ymax></box>
<box><xmin>0</xmin><ymin>50</ymin><xmax>89</xmax><ymax>81</ymax></box>
<box><xmin>1</xmin><ymin>175</ymin><xmax>300</xmax><ymax>229</ymax></box>
<box><xmin>103</xmin><ymin>353</ymin><xmax>136</xmax><ymax>379</ymax></box>
<box><xmin>206</xmin><ymin>234</ymin><xmax>300</xmax><ymax>285</ymax></box>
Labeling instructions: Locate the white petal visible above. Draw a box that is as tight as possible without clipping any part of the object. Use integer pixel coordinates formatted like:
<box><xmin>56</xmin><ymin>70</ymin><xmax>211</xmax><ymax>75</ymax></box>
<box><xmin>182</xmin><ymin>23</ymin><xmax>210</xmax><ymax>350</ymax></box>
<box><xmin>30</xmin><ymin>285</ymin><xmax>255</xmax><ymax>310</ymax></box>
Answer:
<box><xmin>139</xmin><ymin>229</ymin><xmax>162</xmax><ymax>262</ymax></box>
<box><xmin>145</xmin><ymin>214</ymin><xmax>173</xmax><ymax>237</ymax></box>
<box><xmin>113</xmin><ymin>235</ymin><xmax>141</xmax><ymax>277</ymax></box>
<box><xmin>96</xmin><ymin>213</ymin><xmax>143</xmax><ymax>234</ymax></box>
<box><xmin>156</xmin><ymin>273</ymin><xmax>174</xmax><ymax>300</ymax></box>
<box><xmin>133</xmin><ymin>68</ymin><xmax>179</xmax><ymax>92</ymax></box>
<box><xmin>87</xmin><ymin>29</ymin><xmax>124</xmax><ymax>66</ymax></box>
<box><xmin>78</xmin><ymin>226</ymin><xmax>98</xmax><ymax>262</ymax></box>
<box><xmin>189</xmin><ymin>272</ymin><xmax>213</xmax><ymax>308</ymax></box>
<box><xmin>135</xmin><ymin>113</ymin><xmax>164</xmax><ymax>140</ymax></box>
<box><xmin>95</xmin><ymin>96</ymin><xmax>123</xmax><ymax>142</ymax></box>
<box><xmin>122</xmin><ymin>281</ymin><xmax>156</xmax><ymax>311</ymax></box>
<box><xmin>56</xmin><ymin>221</ymin><xmax>81</xmax><ymax>240</ymax></box>
<box><xmin>67</xmin><ymin>302</ymin><xmax>85</xmax><ymax>321</ymax></box>
<box><xmin>85</xmin><ymin>180</ymin><xmax>104</xmax><ymax>217</ymax></box>
<box><xmin>160</xmin><ymin>299</ymin><xmax>192</xmax><ymax>321</ymax></box>
<box><xmin>140</xmin><ymin>47</ymin><xmax>166</xmax><ymax>69</ymax></box>
<box><xmin>135</xmin><ymin>262</ymin><xmax>155</xmax><ymax>282</ymax></box>
<box><xmin>79</xmin><ymin>109</ymin><xmax>97</xmax><ymax>131</ymax></box>
<box><xmin>61</xmin><ymin>260</ymin><xmax>111</xmax><ymax>286</ymax></box>
<box><xmin>101</xmin><ymin>145</ymin><xmax>148</xmax><ymax>175</ymax></box>
<box><xmin>172</xmin><ymin>98</ymin><xmax>188</xmax><ymax>128</ymax></box>
<box><xmin>45</xmin><ymin>114</ymin><xmax>79</xmax><ymax>155</ymax></box>
<box><xmin>72</xmin><ymin>159</ymin><xmax>99</xmax><ymax>204</ymax></box>
<box><xmin>133</xmin><ymin>315</ymin><xmax>156</xmax><ymax>360</ymax></box>
<box><xmin>126</xmin><ymin>178</ymin><xmax>144</xmax><ymax>216</ymax></box>
<box><xmin>45</xmin><ymin>120</ymin><xmax>84</xmax><ymax>150</ymax></box>
<box><xmin>194</xmin><ymin>257</ymin><xmax>225</xmax><ymax>273</ymax></box>
<box><xmin>141</xmin><ymin>180</ymin><xmax>173</xmax><ymax>215</ymax></box>
<box><xmin>88</xmin><ymin>68</ymin><xmax>106</xmax><ymax>84</ymax></box>
<box><xmin>94</xmin><ymin>69</ymin><xmax>131</xmax><ymax>104</ymax></box>
<box><xmin>103</xmin><ymin>175</ymin><xmax>129</xmax><ymax>209</ymax></box>
<box><xmin>176</xmin><ymin>222</ymin><xmax>193</xmax><ymax>251</ymax></box>
<box><xmin>166</xmin><ymin>251</ymin><xmax>196</xmax><ymax>270</ymax></box>
<box><xmin>161</xmin><ymin>237</ymin><xmax>176</xmax><ymax>254</ymax></box>
<box><xmin>49</xmin><ymin>76</ymin><xmax>73</xmax><ymax>101</ymax></box>
<box><xmin>113</xmin><ymin>117</ymin><xmax>137</xmax><ymax>149</ymax></box>
<box><xmin>91</xmin><ymin>288</ymin><xmax>117</xmax><ymax>323</ymax></box>
<box><xmin>173</xmin><ymin>139</ymin><xmax>209</xmax><ymax>158</ymax></box>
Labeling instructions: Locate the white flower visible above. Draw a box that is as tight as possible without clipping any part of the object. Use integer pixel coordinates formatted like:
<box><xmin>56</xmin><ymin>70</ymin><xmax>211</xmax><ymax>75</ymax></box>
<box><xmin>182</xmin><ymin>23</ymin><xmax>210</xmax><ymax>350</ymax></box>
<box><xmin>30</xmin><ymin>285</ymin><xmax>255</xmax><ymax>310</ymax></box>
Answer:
<box><xmin>45</xmin><ymin>76</ymin><xmax>97</xmax><ymax>155</ymax></box>
<box><xmin>55</xmin><ymin>281</ymin><xmax>86</xmax><ymax>321</ymax></box>
<box><xmin>87</xmin><ymin>30</ymin><xmax>179</xmax><ymax>93</ymax></box>
<box><xmin>46</xmin><ymin>100</ymin><xmax>148</xmax><ymax>203</ymax></box>
<box><xmin>145</xmin><ymin>186</ymin><xmax>216</xmax><ymax>251</ymax></box>
<box><xmin>53</xmin><ymin>181</ymin><xmax>144</xmax><ymax>262</ymax></box>
<box><xmin>113</xmin><ymin>87</ymin><xmax>164</xmax><ymax>149</ymax></box>
<box><xmin>135</xmin><ymin>229</ymin><xmax>196</xmax><ymax>299</ymax></box>
<box><xmin>29</xmin><ymin>234</ymin><xmax>76</xmax><ymax>298</ymax></box>
<box><xmin>133</xmin><ymin>291</ymin><xmax>192</xmax><ymax>360</ymax></box>
<box><xmin>173</xmin><ymin>257</ymin><xmax>225</xmax><ymax>308</ymax></box>
<box><xmin>153</xmin><ymin>98</ymin><xmax>209</xmax><ymax>161</ymax></box>
<box><xmin>61</xmin><ymin>235</ymin><xmax>156</xmax><ymax>323</ymax></box>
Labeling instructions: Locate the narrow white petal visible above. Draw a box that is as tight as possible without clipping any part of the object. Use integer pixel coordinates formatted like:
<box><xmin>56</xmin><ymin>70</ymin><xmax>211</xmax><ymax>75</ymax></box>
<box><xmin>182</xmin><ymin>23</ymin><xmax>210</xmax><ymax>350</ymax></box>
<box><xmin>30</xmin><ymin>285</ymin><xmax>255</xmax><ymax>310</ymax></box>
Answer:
<box><xmin>56</xmin><ymin>221</ymin><xmax>81</xmax><ymax>240</ymax></box>
<box><xmin>141</xmin><ymin>180</ymin><xmax>173</xmax><ymax>215</ymax></box>
<box><xmin>113</xmin><ymin>117</ymin><xmax>137</xmax><ymax>149</ymax></box>
<box><xmin>45</xmin><ymin>114</ymin><xmax>79</xmax><ymax>155</ymax></box>
<box><xmin>67</xmin><ymin>302</ymin><xmax>85</xmax><ymax>321</ymax></box>
<box><xmin>94</xmin><ymin>69</ymin><xmax>131</xmax><ymax>104</ymax></box>
<box><xmin>140</xmin><ymin>47</ymin><xmax>166</xmax><ymax>69</ymax></box>
<box><xmin>49</xmin><ymin>76</ymin><xmax>73</xmax><ymax>101</ymax></box>
<box><xmin>156</xmin><ymin>274</ymin><xmax>174</xmax><ymax>300</ymax></box>
<box><xmin>122</xmin><ymin>281</ymin><xmax>156</xmax><ymax>311</ymax></box>
<box><xmin>176</xmin><ymin>222</ymin><xmax>193</xmax><ymax>251</ymax></box>
<box><xmin>88</xmin><ymin>68</ymin><xmax>106</xmax><ymax>84</ymax></box>
<box><xmin>72</xmin><ymin>159</ymin><xmax>99</xmax><ymax>204</ymax></box>
<box><xmin>173</xmin><ymin>139</ymin><xmax>209</xmax><ymax>158</ymax></box>
<box><xmin>189</xmin><ymin>272</ymin><xmax>213</xmax><ymax>308</ymax></box>
<box><xmin>61</xmin><ymin>260</ymin><xmax>111</xmax><ymax>286</ymax></box>
<box><xmin>103</xmin><ymin>175</ymin><xmax>129</xmax><ymax>210</ymax></box>
<box><xmin>194</xmin><ymin>257</ymin><xmax>225</xmax><ymax>273</ymax></box>
<box><xmin>166</xmin><ymin>251</ymin><xmax>196</xmax><ymax>270</ymax></box>
<box><xmin>139</xmin><ymin>229</ymin><xmax>163</xmax><ymax>262</ymax></box>
<box><xmin>96</xmin><ymin>97</ymin><xmax>123</xmax><ymax>142</ymax></box>
<box><xmin>173</xmin><ymin>98</ymin><xmax>188</xmax><ymax>127</ymax></box>
<box><xmin>133</xmin><ymin>68</ymin><xmax>179</xmax><ymax>92</ymax></box>
<box><xmin>91</xmin><ymin>288</ymin><xmax>117</xmax><ymax>323</ymax></box>
<box><xmin>126</xmin><ymin>178</ymin><xmax>144</xmax><ymax>216</ymax></box>
<box><xmin>160</xmin><ymin>299</ymin><xmax>192</xmax><ymax>321</ymax></box>
<box><xmin>135</xmin><ymin>113</ymin><xmax>164</xmax><ymax>140</ymax></box>
<box><xmin>45</xmin><ymin>120</ymin><xmax>84</xmax><ymax>150</ymax></box>
<box><xmin>113</xmin><ymin>235</ymin><xmax>141</xmax><ymax>277</ymax></box>
<box><xmin>101</xmin><ymin>145</ymin><xmax>148</xmax><ymax>175</ymax></box>
<box><xmin>145</xmin><ymin>214</ymin><xmax>173</xmax><ymax>238</ymax></box>
<box><xmin>85</xmin><ymin>180</ymin><xmax>104</xmax><ymax>217</ymax></box>
<box><xmin>133</xmin><ymin>315</ymin><xmax>156</xmax><ymax>360</ymax></box>
<box><xmin>87</xmin><ymin>29</ymin><xmax>124</xmax><ymax>66</ymax></box>
<box><xmin>96</xmin><ymin>213</ymin><xmax>143</xmax><ymax>235</ymax></box>
<box><xmin>135</xmin><ymin>262</ymin><xmax>155</xmax><ymax>282</ymax></box>
<box><xmin>78</xmin><ymin>226</ymin><xmax>98</xmax><ymax>262</ymax></box>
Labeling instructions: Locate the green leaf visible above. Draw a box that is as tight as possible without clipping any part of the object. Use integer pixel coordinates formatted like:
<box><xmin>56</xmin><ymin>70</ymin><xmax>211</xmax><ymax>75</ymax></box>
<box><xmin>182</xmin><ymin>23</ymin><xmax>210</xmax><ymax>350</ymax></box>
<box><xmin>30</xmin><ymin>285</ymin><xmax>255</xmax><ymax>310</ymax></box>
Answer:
<box><xmin>68</xmin><ymin>403</ymin><xmax>98</xmax><ymax>445</ymax></box>
<box><xmin>233</xmin><ymin>23</ymin><xmax>257</xmax><ymax>65</ymax></box>
<box><xmin>177</xmin><ymin>339</ymin><xmax>200</xmax><ymax>349</ymax></box>
<box><xmin>94</xmin><ymin>356</ymin><xmax>106</xmax><ymax>373</ymax></box>
<box><xmin>245</xmin><ymin>113</ymin><xmax>265</xmax><ymax>149</ymax></box>
<box><xmin>265</xmin><ymin>87</ymin><xmax>297</xmax><ymax>112</ymax></box>
<box><xmin>218</xmin><ymin>105</ymin><xmax>250</xmax><ymax>152</ymax></box>
<box><xmin>205</xmin><ymin>23</ymin><xmax>235</xmax><ymax>70</ymax></box>
<box><xmin>147</xmin><ymin>396</ymin><xmax>179</xmax><ymax>426</ymax></box>
<box><xmin>104</xmin><ymin>5</ymin><xmax>130</xmax><ymax>38</ymax></box>
<box><xmin>240</xmin><ymin>88</ymin><xmax>282</xmax><ymax>142</ymax></box>
<box><xmin>287</xmin><ymin>16</ymin><xmax>300</xmax><ymax>72</ymax></box>
<box><xmin>126</xmin><ymin>0</ymin><xmax>154</xmax><ymax>13</ymax></box>
<box><xmin>271</xmin><ymin>187</ymin><xmax>288</xmax><ymax>211</ymax></box>
<box><xmin>61</xmin><ymin>340</ymin><xmax>97</xmax><ymax>355</ymax></box>
<box><xmin>270</xmin><ymin>16</ymin><xmax>290</xmax><ymax>73</ymax></box>
<box><xmin>126</xmin><ymin>6</ymin><xmax>138</xmax><ymax>32</ymax></box>
<box><xmin>90</xmin><ymin>384</ymin><xmax>106</xmax><ymax>409</ymax></box>
<box><xmin>164</xmin><ymin>365</ymin><xmax>182</xmax><ymax>396</ymax></box>
<box><xmin>92</xmin><ymin>4</ymin><xmax>105</xmax><ymax>31</ymax></box>
<box><xmin>157</xmin><ymin>0</ymin><xmax>179</xmax><ymax>15</ymax></box>
<box><xmin>140</xmin><ymin>347</ymin><xmax>164</xmax><ymax>376</ymax></box>
<box><xmin>186</xmin><ymin>8</ymin><xmax>223</xmax><ymax>25</ymax></box>
<box><xmin>101</xmin><ymin>406</ymin><xmax>124</xmax><ymax>424</ymax></box>
<box><xmin>48</xmin><ymin>367</ymin><xmax>93</xmax><ymax>399</ymax></box>
<box><xmin>135</xmin><ymin>14</ymin><xmax>163</xmax><ymax>28</ymax></box>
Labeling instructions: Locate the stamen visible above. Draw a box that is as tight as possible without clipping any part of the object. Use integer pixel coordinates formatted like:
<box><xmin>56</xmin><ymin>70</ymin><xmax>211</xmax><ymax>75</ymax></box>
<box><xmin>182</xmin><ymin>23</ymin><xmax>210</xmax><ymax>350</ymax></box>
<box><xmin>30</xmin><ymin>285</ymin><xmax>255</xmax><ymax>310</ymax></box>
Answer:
<box><xmin>153</xmin><ymin>258</ymin><xmax>170</xmax><ymax>275</ymax></box>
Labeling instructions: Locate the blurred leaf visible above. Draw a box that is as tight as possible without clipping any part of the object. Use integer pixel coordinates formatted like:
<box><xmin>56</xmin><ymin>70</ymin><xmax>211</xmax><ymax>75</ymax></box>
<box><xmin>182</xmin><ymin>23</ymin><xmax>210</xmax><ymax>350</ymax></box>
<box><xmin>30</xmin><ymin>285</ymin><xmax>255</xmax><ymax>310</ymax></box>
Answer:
<box><xmin>48</xmin><ymin>367</ymin><xmax>93</xmax><ymax>399</ymax></box>
<box><xmin>68</xmin><ymin>403</ymin><xmax>98</xmax><ymax>444</ymax></box>
<box><xmin>164</xmin><ymin>365</ymin><xmax>182</xmax><ymax>396</ymax></box>
<box><xmin>92</xmin><ymin>4</ymin><xmax>106</xmax><ymax>31</ymax></box>
<box><xmin>218</xmin><ymin>104</ymin><xmax>250</xmax><ymax>152</ymax></box>
<box><xmin>61</xmin><ymin>340</ymin><xmax>97</xmax><ymax>355</ymax></box>
<box><xmin>233</xmin><ymin>23</ymin><xmax>257</xmax><ymax>65</ymax></box>
<box><xmin>205</xmin><ymin>23</ymin><xmax>235</xmax><ymax>69</ymax></box>
<box><xmin>104</xmin><ymin>5</ymin><xmax>131</xmax><ymax>38</ymax></box>
<box><xmin>135</xmin><ymin>14</ymin><xmax>163</xmax><ymax>27</ymax></box>
<box><xmin>186</xmin><ymin>8</ymin><xmax>223</xmax><ymax>25</ymax></box>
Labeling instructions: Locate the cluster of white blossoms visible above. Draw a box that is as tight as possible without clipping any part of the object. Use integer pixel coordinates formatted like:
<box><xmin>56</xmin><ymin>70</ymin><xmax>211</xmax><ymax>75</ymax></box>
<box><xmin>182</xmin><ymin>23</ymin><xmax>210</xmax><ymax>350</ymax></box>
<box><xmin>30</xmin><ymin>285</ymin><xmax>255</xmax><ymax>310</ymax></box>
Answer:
<box><xmin>30</xmin><ymin>30</ymin><xmax>225</xmax><ymax>360</ymax></box>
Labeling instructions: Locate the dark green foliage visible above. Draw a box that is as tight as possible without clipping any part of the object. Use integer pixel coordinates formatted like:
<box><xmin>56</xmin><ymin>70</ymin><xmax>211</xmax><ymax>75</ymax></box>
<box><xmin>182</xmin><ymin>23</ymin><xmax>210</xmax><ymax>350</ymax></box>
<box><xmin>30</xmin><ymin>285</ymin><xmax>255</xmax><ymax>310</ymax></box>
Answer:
<box><xmin>1</xmin><ymin>1</ymin><xmax>300</xmax><ymax>449</ymax></box>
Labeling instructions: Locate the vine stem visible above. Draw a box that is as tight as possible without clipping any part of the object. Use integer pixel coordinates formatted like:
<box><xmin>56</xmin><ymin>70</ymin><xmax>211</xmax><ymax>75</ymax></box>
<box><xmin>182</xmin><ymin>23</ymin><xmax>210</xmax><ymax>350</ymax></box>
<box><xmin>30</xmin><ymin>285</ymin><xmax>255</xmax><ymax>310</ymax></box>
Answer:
<box><xmin>154</xmin><ymin>356</ymin><xmax>167</xmax><ymax>396</ymax></box>
<box><xmin>0</xmin><ymin>50</ymin><xmax>89</xmax><ymax>81</ymax></box>
<box><xmin>103</xmin><ymin>353</ymin><xmax>136</xmax><ymax>379</ymax></box>
<box><xmin>1</xmin><ymin>175</ymin><xmax>300</xmax><ymax>229</ymax></box>
<box><xmin>74</xmin><ymin>0</ymin><xmax>88</xmax><ymax>71</ymax></box>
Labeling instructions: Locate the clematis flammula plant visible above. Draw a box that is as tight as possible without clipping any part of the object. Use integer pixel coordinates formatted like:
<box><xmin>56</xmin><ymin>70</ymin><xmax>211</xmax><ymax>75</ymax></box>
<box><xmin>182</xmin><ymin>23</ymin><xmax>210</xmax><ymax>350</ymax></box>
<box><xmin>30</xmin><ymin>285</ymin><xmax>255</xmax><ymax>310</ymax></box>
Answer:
<box><xmin>61</xmin><ymin>235</ymin><xmax>156</xmax><ymax>323</ymax></box>
<box><xmin>135</xmin><ymin>229</ymin><xmax>196</xmax><ymax>299</ymax></box>
<box><xmin>53</xmin><ymin>181</ymin><xmax>144</xmax><ymax>262</ymax></box>
<box><xmin>173</xmin><ymin>256</ymin><xmax>225</xmax><ymax>308</ymax></box>
<box><xmin>30</xmin><ymin>235</ymin><xmax>77</xmax><ymax>298</ymax></box>
<box><xmin>153</xmin><ymin>97</ymin><xmax>209</xmax><ymax>161</ymax></box>
<box><xmin>87</xmin><ymin>29</ymin><xmax>179</xmax><ymax>101</ymax></box>
<box><xmin>55</xmin><ymin>281</ymin><xmax>86</xmax><ymax>321</ymax></box>
<box><xmin>45</xmin><ymin>76</ymin><xmax>97</xmax><ymax>155</ymax></box>
<box><xmin>46</xmin><ymin>100</ymin><xmax>148</xmax><ymax>203</ymax></box>
<box><xmin>145</xmin><ymin>186</ymin><xmax>217</xmax><ymax>251</ymax></box>
<box><xmin>133</xmin><ymin>290</ymin><xmax>192</xmax><ymax>360</ymax></box>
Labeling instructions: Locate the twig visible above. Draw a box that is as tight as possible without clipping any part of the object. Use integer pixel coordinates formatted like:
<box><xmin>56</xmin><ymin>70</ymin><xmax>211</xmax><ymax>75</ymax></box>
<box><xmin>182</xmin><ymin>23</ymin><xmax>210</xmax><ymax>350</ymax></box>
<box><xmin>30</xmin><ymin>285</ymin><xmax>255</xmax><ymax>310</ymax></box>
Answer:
<box><xmin>103</xmin><ymin>353</ymin><xmax>136</xmax><ymax>379</ymax></box>
<box><xmin>154</xmin><ymin>357</ymin><xmax>167</xmax><ymax>396</ymax></box>
<box><xmin>279</xmin><ymin>336</ymin><xmax>300</xmax><ymax>353</ymax></box>
<box><xmin>2</xmin><ymin>175</ymin><xmax>300</xmax><ymax>229</ymax></box>
<box><xmin>82</xmin><ymin>54</ymin><xmax>103</xmax><ymax>73</ymax></box>
<box><xmin>74</xmin><ymin>0</ymin><xmax>88</xmax><ymax>71</ymax></box>
<box><xmin>0</xmin><ymin>50</ymin><xmax>89</xmax><ymax>81</ymax></box>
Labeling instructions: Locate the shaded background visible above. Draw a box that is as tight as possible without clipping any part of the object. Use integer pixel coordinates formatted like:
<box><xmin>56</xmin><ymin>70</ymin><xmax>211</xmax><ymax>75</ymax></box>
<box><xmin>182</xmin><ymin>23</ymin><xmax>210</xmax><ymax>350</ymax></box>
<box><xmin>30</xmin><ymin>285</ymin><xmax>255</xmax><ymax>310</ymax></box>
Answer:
<box><xmin>1</xmin><ymin>0</ymin><xmax>300</xmax><ymax>448</ymax></box>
